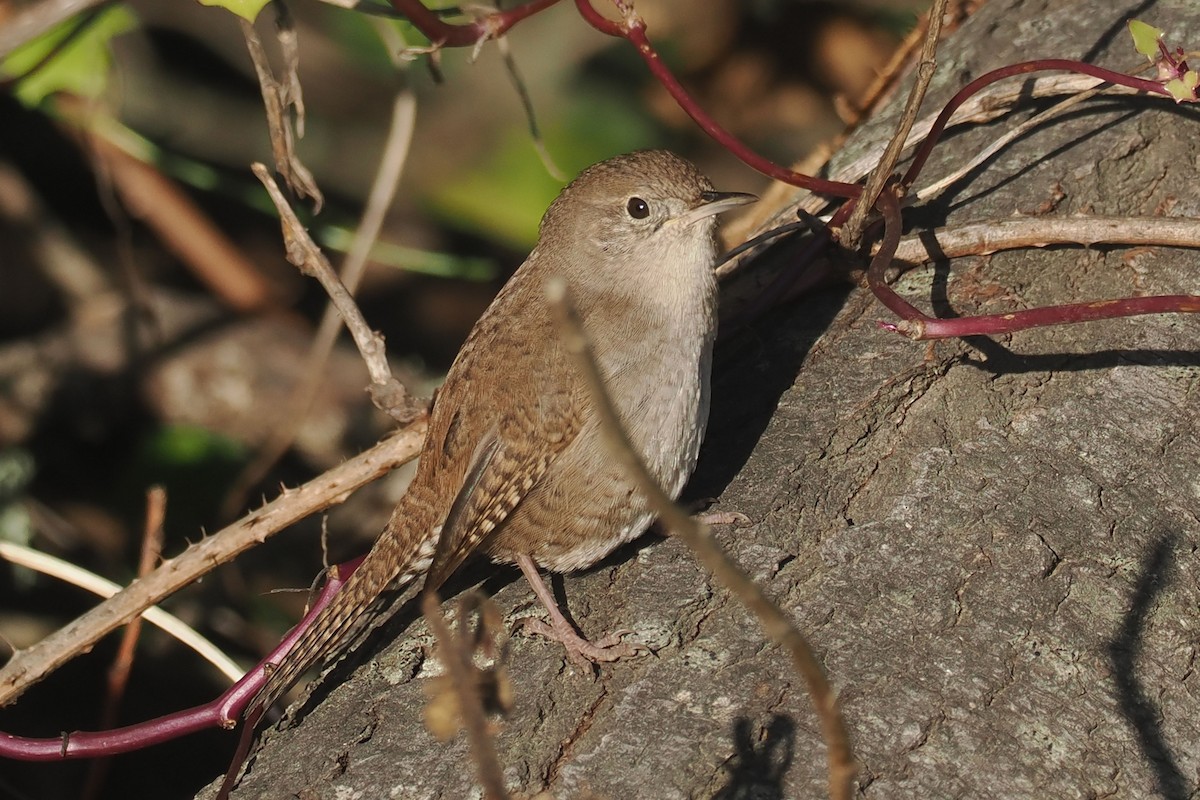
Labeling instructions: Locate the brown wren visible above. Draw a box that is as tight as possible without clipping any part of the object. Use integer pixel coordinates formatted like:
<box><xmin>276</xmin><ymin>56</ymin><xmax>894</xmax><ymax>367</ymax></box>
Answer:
<box><xmin>257</xmin><ymin>150</ymin><xmax>755</xmax><ymax>708</ymax></box>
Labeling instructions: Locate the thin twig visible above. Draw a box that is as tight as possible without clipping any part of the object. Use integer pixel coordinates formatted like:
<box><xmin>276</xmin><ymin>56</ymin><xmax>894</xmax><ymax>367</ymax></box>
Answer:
<box><xmin>0</xmin><ymin>541</ymin><xmax>243</xmax><ymax>683</ymax></box>
<box><xmin>900</xmin><ymin>59</ymin><xmax>1176</xmax><ymax>190</ymax></box>
<box><xmin>494</xmin><ymin>32</ymin><xmax>564</xmax><ymax>180</ymax></box>
<box><xmin>841</xmin><ymin>0</ymin><xmax>948</xmax><ymax>248</ymax></box>
<box><xmin>388</xmin><ymin>0</ymin><xmax>562</xmax><ymax>47</ymax></box>
<box><xmin>224</xmin><ymin>58</ymin><xmax>419</xmax><ymax>517</ymax></box>
<box><xmin>421</xmin><ymin>592</ymin><xmax>509</xmax><ymax>799</ymax></box>
<box><xmin>81</xmin><ymin>486</ymin><xmax>168</xmax><ymax>800</ymax></box>
<box><xmin>545</xmin><ymin>279</ymin><xmax>856</xmax><ymax>800</ymax></box>
<box><xmin>253</xmin><ymin>163</ymin><xmax>421</xmax><ymax>423</ymax></box>
<box><xmin>886</xmin><ymin>215</ymin><xmax>1200</xmax><ymax>264</ymax></box>
<box><xmin>915</xmin><ymin>82</ymin><xmax>1105</xmax><ymax>203</ymax></box>
<box><xmin>241</xmin><ymin>13</ymin><xmax>323</xmax><ymax>210</ymax></box>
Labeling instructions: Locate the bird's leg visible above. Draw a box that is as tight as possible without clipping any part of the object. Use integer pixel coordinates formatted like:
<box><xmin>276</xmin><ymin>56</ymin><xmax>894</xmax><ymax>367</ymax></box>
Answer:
<box><xmin>683</xmin><ymin>498</ymin><xmax>751</xmax><ymax>528</ymax></box>
<box><xmin>514</xmin><ymin>554</ymin><xmax>647</xmax><ymax>668</ymax></box>
<box><xmin>693</xmin><ymin>509</ymin><xmax>751</xmax><ymax>526</ymax></box>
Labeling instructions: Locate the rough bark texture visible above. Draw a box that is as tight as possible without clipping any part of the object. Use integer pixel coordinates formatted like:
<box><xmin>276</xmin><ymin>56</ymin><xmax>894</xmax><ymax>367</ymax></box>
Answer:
<box><xmin>206</xmin><ymin>0</ymin><xmax>1200</xmax><ymax>796</ymax></box>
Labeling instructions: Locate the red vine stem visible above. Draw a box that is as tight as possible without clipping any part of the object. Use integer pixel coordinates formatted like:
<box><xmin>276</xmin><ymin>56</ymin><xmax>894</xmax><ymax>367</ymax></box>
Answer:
<box><xmin>0</xmin><ymin>557</ymin><xmax>366</xmax><ymax>760</ymax></box>
<box><xmin>882</xmin><ymin>295</ymin><xmax>1200</xmax><ymax>340</ymax></box>
<box><xmin>572</xmin><ymin>0</ymin><xmax>861</xmax><ymax>198</ymax></box>
<box><xmin>866</xmin><ymin>186</ymin><xmax>914</xmax><ymax>317</ymax></box>
<box><xmin>901</xmin><ymin>59</ymin><xmax>1175</xmax><ymax>190</ymax></box>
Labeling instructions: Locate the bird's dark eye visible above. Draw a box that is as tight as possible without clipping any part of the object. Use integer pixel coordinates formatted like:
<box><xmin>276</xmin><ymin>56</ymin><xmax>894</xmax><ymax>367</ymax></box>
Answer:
<box><xmin>626</xmin><ymin>197</ymin><xmax>650</xmax><ymax>219</ymax></box>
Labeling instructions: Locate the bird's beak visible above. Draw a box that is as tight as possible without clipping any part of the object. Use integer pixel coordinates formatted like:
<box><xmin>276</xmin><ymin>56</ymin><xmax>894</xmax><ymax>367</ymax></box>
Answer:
<box><xmin>674</xmin><ymin>190</ymin><xmax>757</xmax><ymax>227</ymax></box>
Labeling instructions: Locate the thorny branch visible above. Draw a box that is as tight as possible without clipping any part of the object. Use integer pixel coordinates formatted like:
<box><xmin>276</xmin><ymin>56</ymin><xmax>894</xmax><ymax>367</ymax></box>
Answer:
<box><xmin>0</xmin><ymin>427</ymin><xmax>426</xmax><ymax>709</ymax></box>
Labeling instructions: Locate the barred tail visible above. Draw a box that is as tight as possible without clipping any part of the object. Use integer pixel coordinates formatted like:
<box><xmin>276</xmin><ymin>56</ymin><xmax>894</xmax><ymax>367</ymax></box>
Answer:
<box><xmin>254</xmin><ymin>523</ymin><xmax>437</xmax><ymax>715</ymax></box>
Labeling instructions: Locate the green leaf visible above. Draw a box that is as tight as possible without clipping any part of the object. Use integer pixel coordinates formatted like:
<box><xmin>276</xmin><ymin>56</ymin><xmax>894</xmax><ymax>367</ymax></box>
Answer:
<box><xmin>1164</xmin><ymin>70</ymin><xmax>1199</xmax><ymax>103</ymax></box>
<box><xmin>1</xmin><ymin>5</ymin><xmax>137</xmax><ymax>107</ymax></box>
<box><xmin>1127</xmin><ymin>19</ymin><xmax>1163</xmax><ymax>60</ymax></box>
<box><xmin>197</xmin><ymin>0</ymin><xmax>272</xmax><ymax>23</ymax></box>
<box><xmin>146</xmin><ymin>424</ymin><xmax>245</xmax><ymax>465</ymax></box>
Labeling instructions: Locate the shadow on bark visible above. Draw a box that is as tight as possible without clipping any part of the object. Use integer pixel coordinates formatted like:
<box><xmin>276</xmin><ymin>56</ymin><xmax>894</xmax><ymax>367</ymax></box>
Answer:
<box><xmin>714</xmin><ymin>714</ymin><xmax>796</xmax><ymax>800</ymax></box>
<box><xmin>690</xmin><ymin>279</ymin><xmax>851</xmax><ymax>501</ymax></box>
<box><xmin>1107</xmin><ymin>532</ymin><xmax>1191</xmax><ymax>800</ymax></box>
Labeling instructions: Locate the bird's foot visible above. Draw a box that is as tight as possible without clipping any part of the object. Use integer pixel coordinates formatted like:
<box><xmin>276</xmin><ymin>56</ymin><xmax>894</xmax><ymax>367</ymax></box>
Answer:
<box><xmin>682</xmin><ymin>498</ymin><xmax>751</xmax><ymax>528</ymax></box>
<box><xmin>514</xmin><ymin>553</ymin><xmax>650</xmax><ymax>670</ymax></box>
<box><xmin>518</xmin><ymin>617</ymin><xmax>648</xmax><ymax>669</ymax></box>
<box><xmin>694</xmin><ymin>509</ymin><xmax>751</xmax><ymax>526</ymax></box>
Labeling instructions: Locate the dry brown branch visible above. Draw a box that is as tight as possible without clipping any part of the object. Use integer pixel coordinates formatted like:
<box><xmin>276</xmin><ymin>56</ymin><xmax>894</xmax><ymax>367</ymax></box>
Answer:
<box><xmin>545</xmin><ymin>279</ymin><xmax>856</xmax><ymax>800</ymax></box>
<box><xmin>842</xmin><ymin>0</ymin><xmax>949</xmax><ymax>247</ymax></box>
<box><xmin>886</xmin><ymin>216</ymin><xmax>1200</xmax><ymax>264</ymax></box>
<box><xmin>0</xmin><ymin>423</ymin><xmax>427</xmax><ymax>707</ymax></box>
<box><xmin>240</xmin><ymin>12</ymin><xmax>323</xmax><ymax>211</ymax></box>
<box><xmin>846</xmin><ymin>6</ymin><xmax>935</xmax><ymax>126</ymax></box>
<box><xmin>252</xmin><ymin>163</ymin><xmax>422</xmax><ymax>423</ymax></box>
<box><xmin>223</xmin><ymin>71</ymin><xmax>419</xmax><ymax>516</ymax></box>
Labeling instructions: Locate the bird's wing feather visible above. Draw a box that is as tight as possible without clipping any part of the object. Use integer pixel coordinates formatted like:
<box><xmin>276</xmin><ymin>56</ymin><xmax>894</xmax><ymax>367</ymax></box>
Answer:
<box><xmin>424</xmin><ymin>383</ymin><xmax>584</xmax><ymax>590</ymax></box>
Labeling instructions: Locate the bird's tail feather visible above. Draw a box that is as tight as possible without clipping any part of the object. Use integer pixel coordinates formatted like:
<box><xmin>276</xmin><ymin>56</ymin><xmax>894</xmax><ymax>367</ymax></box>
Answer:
<box><xmin>253</xmin><ymin>528</ymin><xmax>437</xmax><ymax>715</ymax></box>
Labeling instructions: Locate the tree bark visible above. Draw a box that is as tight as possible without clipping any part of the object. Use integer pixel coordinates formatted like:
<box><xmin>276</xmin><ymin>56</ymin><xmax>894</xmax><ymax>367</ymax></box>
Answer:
<box><xmin>207</xmin><ymin>0</ymin><xmax>1200</xmax><ymax>796</ymax></box>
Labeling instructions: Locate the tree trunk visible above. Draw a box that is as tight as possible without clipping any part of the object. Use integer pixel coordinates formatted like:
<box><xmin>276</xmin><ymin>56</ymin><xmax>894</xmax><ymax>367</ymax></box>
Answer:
<box><xmin>207</xmin><ymin>0</ymin><xmax>1200</xmax><ymax>796</ymax></box>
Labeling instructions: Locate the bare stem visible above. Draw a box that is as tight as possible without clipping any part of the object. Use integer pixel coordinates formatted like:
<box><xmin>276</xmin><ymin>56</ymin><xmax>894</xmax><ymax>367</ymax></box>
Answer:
<box><xmin>389</xmin><ymin>0</ymin><xmax>562</xmax><ymax>47</ymax></box>
<box><xmin>252</xmin><ymin>163</ymin><xmax>421</xmax><ymax>423</ymax></box>
<box><xmin>546</xmin><ymin>279</ymin><xmax>856</xmax><ymax>800</ymax></box>
<box><xmin>888</xmin><ymin>215</ymin><xmax>1200</xmax><ymax>264</ymax></box>
<box><xmin>841</xmin><ymin>0</ymin><xmax>947</xmax><ymax>248</ymax></box>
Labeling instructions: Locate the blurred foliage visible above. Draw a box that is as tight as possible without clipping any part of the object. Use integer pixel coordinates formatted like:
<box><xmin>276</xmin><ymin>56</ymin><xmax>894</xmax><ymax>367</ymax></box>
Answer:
<box><xmin>430</xmin><ymin>93</ymin><xmax>664</xmax><ymax>249</ymax></box>
<box><xmin>0</xmin><ymin>448</ymin><xmax>36</xmax><ymax>548</ymax></box>
<box><xmin>140</xmin><ymin>423</ymin><xmax>245</xmax><ymax>466</ymax></box>
<box><xmin>124</xmin><ymin>425</ymin><xmax>247</xmax><ymax>540</ymax></box>
<box><xmin>1</xmin><ymin>5</ymin><xmax>138</xmax><ymax>107</ymax></box>
<box><xmin>197</xmin><ymin>0</ymin><xmax>273</xmax><ymax>24</ymax></box>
